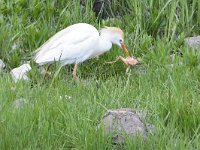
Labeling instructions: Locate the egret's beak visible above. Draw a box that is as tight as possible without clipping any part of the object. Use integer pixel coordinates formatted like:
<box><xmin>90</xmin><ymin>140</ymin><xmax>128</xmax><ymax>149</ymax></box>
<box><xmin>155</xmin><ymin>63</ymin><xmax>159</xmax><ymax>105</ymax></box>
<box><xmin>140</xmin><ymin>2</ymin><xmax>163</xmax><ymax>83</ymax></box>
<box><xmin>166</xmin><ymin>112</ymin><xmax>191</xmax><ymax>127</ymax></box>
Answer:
<box><xmin>121</xmin><ymin>43</ymin><xmax>130</xmax><ymax>57</ymax></box>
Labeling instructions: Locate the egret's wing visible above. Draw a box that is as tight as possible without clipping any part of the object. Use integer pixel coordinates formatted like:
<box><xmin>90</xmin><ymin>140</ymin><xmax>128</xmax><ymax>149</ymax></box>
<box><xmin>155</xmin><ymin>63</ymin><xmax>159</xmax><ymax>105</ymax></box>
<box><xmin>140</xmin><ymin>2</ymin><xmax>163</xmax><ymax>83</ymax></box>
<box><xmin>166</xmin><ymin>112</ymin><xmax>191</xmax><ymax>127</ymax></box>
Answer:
<box><xmin>36</xmin><ymin>33</ymin><xmax>98</xmax><ymax>64</ymax></box>
<box><xmin>34</xmin><ymin>23</ymin><xmax>99</xmax><ymax>65</ymax></box>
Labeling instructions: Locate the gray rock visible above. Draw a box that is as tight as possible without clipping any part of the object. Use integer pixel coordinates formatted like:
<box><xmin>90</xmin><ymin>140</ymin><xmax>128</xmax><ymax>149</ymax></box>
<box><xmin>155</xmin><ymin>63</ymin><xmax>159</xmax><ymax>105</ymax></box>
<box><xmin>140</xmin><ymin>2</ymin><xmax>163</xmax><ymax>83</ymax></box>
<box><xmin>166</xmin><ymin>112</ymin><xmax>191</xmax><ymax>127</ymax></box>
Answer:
<box><xmin>99</xmin><ymin>108</ymin><xmax>148</xmax><ymax>144</ymax></box>
<box><xmin>10</xmin><ymin>63</ymin><xmax>32</xmax><ymax>82</ymax></box>
<box><xmin>0</xmin><ymin>59</ymin><xmax>5</xmax><ymax>71</ymax></box>
<box><xmin>13</xmin><ymin>98</ymin><xmax>27</xmax><ymax>109</ymax></box>
<box><xmin>185</xmin><ymin>36</ymin><xmax>200</xmax><ymax>49</ymax></box>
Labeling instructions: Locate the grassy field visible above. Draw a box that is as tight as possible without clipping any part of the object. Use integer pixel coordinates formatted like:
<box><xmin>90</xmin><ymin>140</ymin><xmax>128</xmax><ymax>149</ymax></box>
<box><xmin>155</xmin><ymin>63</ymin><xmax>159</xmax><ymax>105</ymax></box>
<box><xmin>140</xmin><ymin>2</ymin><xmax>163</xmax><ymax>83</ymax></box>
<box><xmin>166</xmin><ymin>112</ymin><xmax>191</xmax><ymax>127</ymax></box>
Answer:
<box><xmin>0</xmin><ymin>0</ymin><xmax>200</xmax><ymax>149</ymax></box>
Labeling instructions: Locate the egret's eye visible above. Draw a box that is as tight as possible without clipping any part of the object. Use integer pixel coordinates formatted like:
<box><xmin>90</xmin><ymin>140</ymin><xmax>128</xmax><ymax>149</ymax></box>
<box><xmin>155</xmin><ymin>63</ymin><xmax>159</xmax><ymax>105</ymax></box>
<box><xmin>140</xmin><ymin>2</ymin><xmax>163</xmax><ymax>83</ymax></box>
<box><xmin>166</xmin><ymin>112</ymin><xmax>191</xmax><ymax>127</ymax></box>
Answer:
<box><xmin>119</xmin><ymin>39</ymin><xmax>123</xmax><ymax>43</ymax></box>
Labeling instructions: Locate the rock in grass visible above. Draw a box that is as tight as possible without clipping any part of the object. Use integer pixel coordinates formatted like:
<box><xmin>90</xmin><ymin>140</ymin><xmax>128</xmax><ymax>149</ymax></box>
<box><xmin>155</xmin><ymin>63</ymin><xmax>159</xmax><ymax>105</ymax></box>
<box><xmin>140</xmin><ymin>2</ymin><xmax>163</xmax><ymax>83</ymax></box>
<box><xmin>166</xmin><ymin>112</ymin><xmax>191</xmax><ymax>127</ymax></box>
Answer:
<box><xmin>10</xmin><ymin>63</ymin><xmax>32</xmax><ymax>82</ymax></box>
<box><xmin>99</xmin><ymin>108</ymin><xmax>148</xmax><ymax>144</ymax></box>
<box><xmin>185</xmin><ymin>36</ymin><xmax>200</xmax><ymax>49</ymax></box>
<box><xmin>13</xmin><ymin>98</ymin><xmax>26</xmax><ymax>109</ymax></box>
<box><xmin>0</xmin><ymin>59</ymin><xmax>5</xmax><ymax>72</ymax></box>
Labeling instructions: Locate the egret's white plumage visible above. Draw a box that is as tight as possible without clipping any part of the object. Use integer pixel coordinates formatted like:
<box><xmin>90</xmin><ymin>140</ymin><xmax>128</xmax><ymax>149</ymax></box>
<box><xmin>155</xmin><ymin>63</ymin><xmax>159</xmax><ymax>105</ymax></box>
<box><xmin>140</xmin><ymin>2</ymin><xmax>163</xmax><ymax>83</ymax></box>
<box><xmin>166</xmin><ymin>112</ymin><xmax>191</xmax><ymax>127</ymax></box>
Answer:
<box><xmin>34</xmin><ymin>23</ymin><xmax>129</xmax><ymax>79</ymax></box>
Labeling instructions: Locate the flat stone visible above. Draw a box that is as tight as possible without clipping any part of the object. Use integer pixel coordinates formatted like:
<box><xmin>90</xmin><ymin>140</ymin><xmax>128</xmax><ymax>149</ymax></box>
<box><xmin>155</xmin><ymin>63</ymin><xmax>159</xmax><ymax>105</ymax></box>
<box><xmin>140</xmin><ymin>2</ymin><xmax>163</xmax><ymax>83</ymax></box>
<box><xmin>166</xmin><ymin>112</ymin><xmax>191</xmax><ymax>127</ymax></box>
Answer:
<box><xmin>99</xmin><ymin>108</ymin><xmax>148</xmax><ymax>144</ymax></box>
<box><xmin>185</xmin><ymin>36</ymin><xmax>200</xmax><ymax>49</ymax></box>
<box><xmin>10</xmin><ymin>63</ymin><xmax>32</xmax><ymax>82</ymax></box>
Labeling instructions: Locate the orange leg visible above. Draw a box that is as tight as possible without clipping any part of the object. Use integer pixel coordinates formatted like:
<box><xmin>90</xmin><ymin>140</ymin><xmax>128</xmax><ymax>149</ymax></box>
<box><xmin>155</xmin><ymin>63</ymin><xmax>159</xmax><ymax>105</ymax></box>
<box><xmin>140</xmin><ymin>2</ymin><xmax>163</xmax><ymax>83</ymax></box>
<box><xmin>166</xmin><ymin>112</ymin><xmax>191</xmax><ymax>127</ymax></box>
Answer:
<box><xmin>73</xmin><ymin>64</ymin><xmax>78</xmax><ymax>80</ymax></box>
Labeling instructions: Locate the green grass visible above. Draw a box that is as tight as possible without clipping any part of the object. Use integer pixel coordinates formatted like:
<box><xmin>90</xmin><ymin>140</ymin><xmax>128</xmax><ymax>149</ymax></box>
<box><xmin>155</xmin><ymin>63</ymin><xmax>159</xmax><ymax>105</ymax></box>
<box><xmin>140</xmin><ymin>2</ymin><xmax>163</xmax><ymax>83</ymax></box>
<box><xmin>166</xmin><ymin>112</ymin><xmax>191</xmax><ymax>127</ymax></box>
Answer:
<box><xmin>0</xmin><ymin>0</ymin><xmax>200</xmax><ymax>149</ymax></box>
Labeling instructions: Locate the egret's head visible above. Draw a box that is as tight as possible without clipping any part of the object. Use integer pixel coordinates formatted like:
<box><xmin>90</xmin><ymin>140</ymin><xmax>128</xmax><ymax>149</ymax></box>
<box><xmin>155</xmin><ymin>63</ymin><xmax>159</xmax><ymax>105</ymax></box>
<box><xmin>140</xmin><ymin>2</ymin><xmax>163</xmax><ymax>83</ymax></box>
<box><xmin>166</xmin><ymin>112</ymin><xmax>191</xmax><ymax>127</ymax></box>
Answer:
<box><xmin>100</xmin><ymin>27</ymin><xmax>130</xmax><ymax>56</ymax></box>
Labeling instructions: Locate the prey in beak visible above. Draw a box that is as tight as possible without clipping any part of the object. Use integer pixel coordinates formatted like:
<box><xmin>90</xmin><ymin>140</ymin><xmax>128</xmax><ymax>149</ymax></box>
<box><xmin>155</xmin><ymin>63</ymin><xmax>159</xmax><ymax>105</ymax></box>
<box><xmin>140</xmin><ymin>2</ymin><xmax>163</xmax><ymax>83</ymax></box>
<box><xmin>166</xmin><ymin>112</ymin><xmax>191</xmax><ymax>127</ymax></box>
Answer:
<box><xmin>121</xmin><ymin>42</ymin><xmax>130</xmax><ymax>57</ymax></box>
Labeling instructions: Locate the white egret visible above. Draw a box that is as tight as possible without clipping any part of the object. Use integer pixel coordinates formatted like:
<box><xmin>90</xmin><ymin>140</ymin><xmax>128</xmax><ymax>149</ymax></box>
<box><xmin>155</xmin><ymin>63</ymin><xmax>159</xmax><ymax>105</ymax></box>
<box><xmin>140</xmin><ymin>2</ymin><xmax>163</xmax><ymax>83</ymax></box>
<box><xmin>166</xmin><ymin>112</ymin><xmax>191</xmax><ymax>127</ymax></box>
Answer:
<box><xmin>34</xmin><ymin>23</ymin><xmax>130</xmax><ymax>80</ymax></box>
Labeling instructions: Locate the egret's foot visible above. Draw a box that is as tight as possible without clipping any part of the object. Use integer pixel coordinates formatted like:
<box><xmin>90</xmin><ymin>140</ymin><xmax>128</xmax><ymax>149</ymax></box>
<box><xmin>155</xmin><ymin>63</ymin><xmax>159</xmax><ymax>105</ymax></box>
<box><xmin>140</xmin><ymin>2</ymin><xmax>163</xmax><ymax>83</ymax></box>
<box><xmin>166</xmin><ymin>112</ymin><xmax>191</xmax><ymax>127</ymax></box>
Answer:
<box><xmin>43</xmin><ymin>71</ymin><xmax>51</xmax><ymax>80</ymax></box>
<box><xmin>40</xmin><ymin>65</ymin><xmax>52</xmax><ymax>81</ymax></box>
<box><xmin>73</xmin><ymin>75</ymin><xmax>79</xmax><ymax>81</ymax></box>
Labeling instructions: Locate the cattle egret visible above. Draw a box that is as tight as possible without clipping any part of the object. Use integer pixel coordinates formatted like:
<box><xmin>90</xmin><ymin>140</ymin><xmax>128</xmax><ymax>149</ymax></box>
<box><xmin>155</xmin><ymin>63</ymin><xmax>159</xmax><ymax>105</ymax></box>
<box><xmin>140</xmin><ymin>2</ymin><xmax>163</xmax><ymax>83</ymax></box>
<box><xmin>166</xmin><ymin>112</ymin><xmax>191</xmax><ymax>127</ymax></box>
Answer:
<box><xmin>34</xmin><ymin>23</ymin><xmax>130</xmax><ymax>80</ymax></box>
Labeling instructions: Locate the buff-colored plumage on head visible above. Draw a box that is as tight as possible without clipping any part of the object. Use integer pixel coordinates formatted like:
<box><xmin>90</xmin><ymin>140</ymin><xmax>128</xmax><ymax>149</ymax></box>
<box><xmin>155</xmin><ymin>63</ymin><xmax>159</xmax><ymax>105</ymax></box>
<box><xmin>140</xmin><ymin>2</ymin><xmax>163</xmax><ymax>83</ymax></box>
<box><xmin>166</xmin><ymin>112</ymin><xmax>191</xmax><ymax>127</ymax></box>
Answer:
<box><xmin>100</xmin><ymin>27</ymin><xmax>124</xmax><ymax>39</ymax></box>
<box><xmin>104</xmin><ymin>27</ymin><xmax>124</xmax><ymax>37</ymax></box>
<box><xmin>99</xmin><ymin>26</ymin><xmax>129</xmax><ymax>56</ymax></box>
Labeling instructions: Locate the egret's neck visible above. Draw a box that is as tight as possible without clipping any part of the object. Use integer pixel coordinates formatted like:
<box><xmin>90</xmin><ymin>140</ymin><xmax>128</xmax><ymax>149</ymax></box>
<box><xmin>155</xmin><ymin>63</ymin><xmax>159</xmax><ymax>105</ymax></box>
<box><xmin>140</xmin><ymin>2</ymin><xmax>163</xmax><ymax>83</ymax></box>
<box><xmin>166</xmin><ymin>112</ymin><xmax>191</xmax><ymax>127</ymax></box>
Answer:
<box><xmin>98</xmin><ymin>32</ymin><xmax>112</xmax><ymax>52</ymax></box>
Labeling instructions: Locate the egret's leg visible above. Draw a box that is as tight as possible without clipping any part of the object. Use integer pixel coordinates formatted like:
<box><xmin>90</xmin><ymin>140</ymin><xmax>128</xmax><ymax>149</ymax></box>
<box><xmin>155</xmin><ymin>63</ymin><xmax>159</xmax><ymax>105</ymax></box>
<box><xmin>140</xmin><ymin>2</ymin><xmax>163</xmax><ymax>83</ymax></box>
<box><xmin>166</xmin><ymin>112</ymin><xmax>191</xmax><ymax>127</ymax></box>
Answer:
<box><xmin>73</xmin><ymin>64</ymin><xmax>78</xmax><ymax>80</ymax></box>
<box><xmin>43</xmin><ymin>65</ymin><xmax>51</xmax><ymax>79</ymax></box>
<box><xmin>50</xmin><ymin>65</ymin><xmax>62</xmax><ymax>86</ymax></box>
